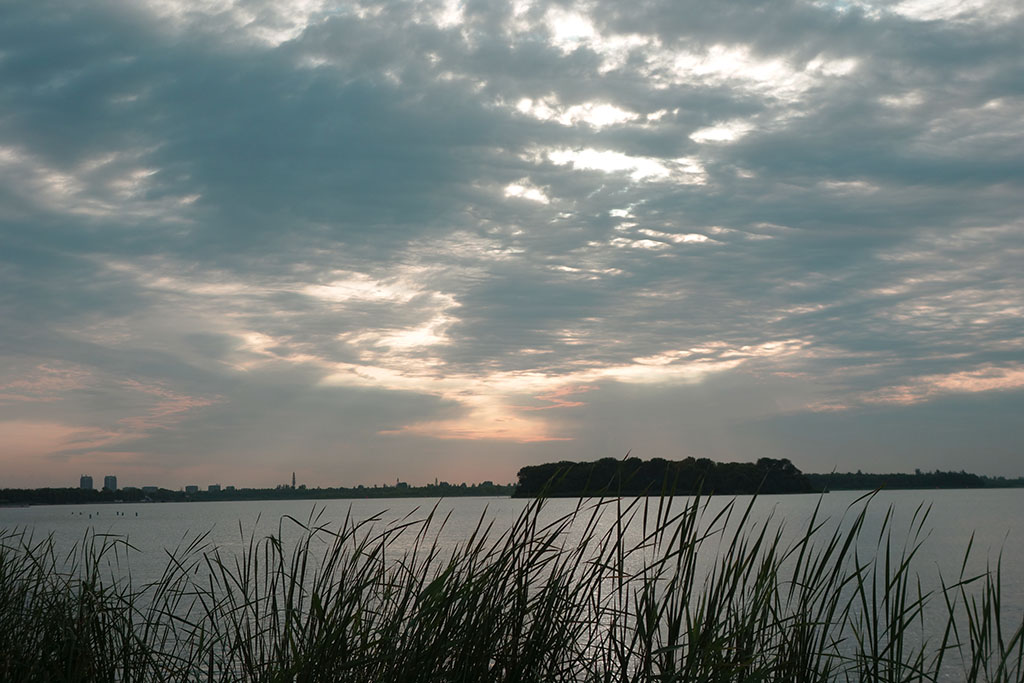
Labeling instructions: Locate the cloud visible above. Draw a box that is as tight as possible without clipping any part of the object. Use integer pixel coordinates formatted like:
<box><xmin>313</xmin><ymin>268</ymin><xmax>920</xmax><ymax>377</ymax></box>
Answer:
<box><xmin>862</xmin><ymin>364</ymin><xmax>1024</xmax><ymax>406</ymax></box>
<box><xmin>1</xmin><ymin>0</ymin><xmax>1022</xmax><ymax>485</ymax></box>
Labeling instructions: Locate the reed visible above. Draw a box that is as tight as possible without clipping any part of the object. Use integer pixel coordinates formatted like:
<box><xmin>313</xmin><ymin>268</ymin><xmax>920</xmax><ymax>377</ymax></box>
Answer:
<box><xmin>1</xmin><ymin>493</ymin><xmax>1021</xmax><ymax>682</ymax></box>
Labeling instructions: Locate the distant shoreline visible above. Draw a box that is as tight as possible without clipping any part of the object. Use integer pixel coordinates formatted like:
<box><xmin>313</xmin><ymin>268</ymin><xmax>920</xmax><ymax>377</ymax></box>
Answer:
<box><xmin>805</xmin><ymin>470</ymin><xmax>1024</xmax><ymax>491</ymax></box>
<box><xmin>4</xmin><ymin>468</ymin><xmax>1024</xmax><ymax>507</ymax></box>
<box><xmin>0</xmin><ymin>482</ymin><xmax>515</xmax><ymax>507</ymax></box>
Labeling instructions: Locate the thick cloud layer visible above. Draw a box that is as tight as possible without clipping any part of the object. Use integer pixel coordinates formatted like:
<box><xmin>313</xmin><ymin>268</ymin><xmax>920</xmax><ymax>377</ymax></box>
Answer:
<box><xmin>1</xmin><ymin>0</ymin><xmax>1021</xmax><ymax>487</ymax></box>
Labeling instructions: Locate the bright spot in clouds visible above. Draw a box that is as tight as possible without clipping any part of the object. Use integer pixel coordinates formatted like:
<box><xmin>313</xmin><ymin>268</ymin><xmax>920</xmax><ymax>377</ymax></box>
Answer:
<box><xmin>891</xmin><ymin>0</ymin><xmax>1021</xmax><ymax>21</ymax></box>
<box><xmin>636</xmin><ymin>229</ymin><xmax>712</xmax><ymax>244</ymax></box>
<box><xmin>690</xmin><ymin>120</ymin><xmax>754</xmax><ymax>143</ymax></box>
<box><xmin>303</xmin><ymin>272</ymin><xmax>423</xmax><ymax>304</ymax></box>
<box><xmin>515</xmin><ymin>97</ymin><xmax>639</xmax><ymax>128</ymax></box>
<box><xmin>503</xmin><ymin>180</ymin><xmax>550</xmax><ymax>203</ymax></box>
<box><xmin>544</xmin><ymin>8</ymin><xmax>598</xmax><ymax>51</ymax></box>
<box><xmin>545</xmin><ymin>148</ymin><xmax>706</xmax><ymax>183</ymax></box>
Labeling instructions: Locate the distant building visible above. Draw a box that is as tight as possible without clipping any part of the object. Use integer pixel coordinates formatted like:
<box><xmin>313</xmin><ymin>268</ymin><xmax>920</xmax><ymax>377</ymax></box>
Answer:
<box><xmin>103</xmin><ymin>475</ymin><xmax>117</xmax><ymax>492</ymax></box>
<box><xmin>208</xmin><ymin>484</ymin><xmax>221</xmax><ymax>493</ymax></box>
<box><xmin>185</xmin><ymin>485</ymin><xmax>199</xmax><ymax>494</ymax></box>
<box><xmin>141</xmin><ymin>486</ymin><xmax>159</xmax><ymax>494</ymax></box>
<box><xmin>80</xmin><ymin>475</ymin><xmax>93</xmax><ymax>490</ymax></box>
<box><xmin>225</xmin><ymin>485</ymin><xmax>235</xmax><ymax>492</ymax></box>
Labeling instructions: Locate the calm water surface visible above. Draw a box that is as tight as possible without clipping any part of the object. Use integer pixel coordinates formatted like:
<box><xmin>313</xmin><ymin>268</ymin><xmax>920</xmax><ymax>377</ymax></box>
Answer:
<box><xmin>2</xmin><ymin>489</ymin><xmax>1023</xmax><ymax>613</ymax></box>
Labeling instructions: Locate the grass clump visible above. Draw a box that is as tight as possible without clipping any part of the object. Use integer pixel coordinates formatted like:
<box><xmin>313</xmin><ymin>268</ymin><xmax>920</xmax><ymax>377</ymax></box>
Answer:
<box><xmin>1</xmin><ymin>493</ymin><xmax>1022</xmax><ymax>682</ymax></box>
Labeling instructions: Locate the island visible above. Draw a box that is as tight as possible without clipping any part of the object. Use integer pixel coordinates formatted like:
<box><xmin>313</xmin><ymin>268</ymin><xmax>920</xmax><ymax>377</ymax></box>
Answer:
<box><xmin>513</xmin><ymin>457</ymin><xmax>1024</xmax><ymax>498</ymax></box>
<box><xmin>513</xmin><ymin>456</ymin><xmax>817</xmax><ymax>497</ymax></box>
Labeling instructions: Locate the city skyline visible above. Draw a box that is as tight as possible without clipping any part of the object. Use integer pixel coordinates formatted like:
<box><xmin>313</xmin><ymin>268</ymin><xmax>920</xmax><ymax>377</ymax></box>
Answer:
<box><xmin>62</xmin><ymin>473</ymin><xmax>501</xmax><ymax>491</ymax></box>
<box><xmin>1</xmin><ymin>0</ymin><xmax>1022</xmax><ymax>488</ymax></box>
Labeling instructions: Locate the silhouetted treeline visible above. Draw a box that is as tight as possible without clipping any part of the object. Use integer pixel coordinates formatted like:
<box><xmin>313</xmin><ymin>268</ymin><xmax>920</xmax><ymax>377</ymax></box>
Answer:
<box><xmin>0</xmin><ymin>481</ymin><xmax>514</xmax><ymax>507</ymax></box>
<box><xmin>514</xmin><ymin>457</ymin><xmax>816</xmax><ymax>497</ymax></box>
<box><xmin>804</xmin><ymin>470</ymin><xmax>1024</xmax><ymax>491</ymax></box>
<box><xmin>978</xmin><ymin>474</ymin><xmax>1024</xmax><ymax>488</ymax></box>
<box><xmin>0</xmin><ymin>488</ymin><xmax>132</xmax><ymax>507</ymax></box>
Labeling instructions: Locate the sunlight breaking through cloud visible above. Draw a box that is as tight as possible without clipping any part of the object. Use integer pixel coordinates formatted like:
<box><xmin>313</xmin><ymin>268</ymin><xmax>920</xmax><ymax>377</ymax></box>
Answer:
<box><xmin>543</xmin><ymin>148</ymin><xmax>706</xmax><ymax>184</ymax></box>
<box><xmin>514</xmin><ymin>98</ymin><xmax>640</xmax><ymax>128</ymax></box>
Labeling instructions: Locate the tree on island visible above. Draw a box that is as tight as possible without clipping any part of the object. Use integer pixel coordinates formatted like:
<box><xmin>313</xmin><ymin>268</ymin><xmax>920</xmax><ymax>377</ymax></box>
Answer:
<box><xmin>514</xmin><ymin>456</ymin><xmax>816</xmax><ymax>497</ymax></box>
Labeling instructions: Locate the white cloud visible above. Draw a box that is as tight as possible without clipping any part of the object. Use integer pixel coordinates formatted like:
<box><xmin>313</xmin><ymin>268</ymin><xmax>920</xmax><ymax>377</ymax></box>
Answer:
<box><xmin>303</xmin><ymin>272</ymin><xmax>425</xmax><ymax>304</ymax></box>
<box><xmin>543</xmin><ymin>147</ymin><xmax>706</xmax><ymax>184</ymax></box>
<box><xmin>645</xmin><ymin>44</ymin><xmax>858</xmax><ymax>101</ymax></box>
<box><xmin>690</xmin><ymin>120</ymin><xmax>754</xmax><ymax>143</ymax></box>
<box><xmin>610</xmin><ymin>237</ymin><xmax>671</xmax><ymax>250</ymax></box>
<box><xmin>636</xmin><ymin>228</ymin><xmax>712</xmax><ymax>244</ymax></box>
<box><xmin>514</xmin><ymin>97</ymin><xmax>639</xmax><ymax>128</ymax></box>
<box><xmin>503</xmin><ymin>179</ymin><xmax>551</xmax><ymax>203</ymax></box>
<box><xmin>890</xmin><ymin>0</ymin><xmax>1021</xmax><ymax>22</ymax></box>
<box><xmin>143</xmin><ymin>0</ymin><xmax>333</xmax><ymax>46</ymax></box>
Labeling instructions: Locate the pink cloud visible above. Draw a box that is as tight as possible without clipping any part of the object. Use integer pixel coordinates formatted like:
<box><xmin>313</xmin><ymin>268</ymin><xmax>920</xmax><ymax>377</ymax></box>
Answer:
<box><xmin>116</xmin><ymin>379</ymin><xmax>219</xmax><ymax>432</ymax></box>
<box><xmin>0</xmin><ymin>363</ymin><xmax>93</xmax><ymax>404</ymax></box>
<box><xmin>863</xmin><ymin>363</ymin><xmax>1024</xmax><ymax>406</ymax></box>
<box><xmin>518</xmin><ymin>384</ymin><xmax>597</xmax><ymax>411</ymax></box>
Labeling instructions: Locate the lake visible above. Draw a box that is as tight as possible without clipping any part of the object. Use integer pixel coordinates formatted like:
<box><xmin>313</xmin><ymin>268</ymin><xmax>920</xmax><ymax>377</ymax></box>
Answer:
<box><xmin>2</xmin><ymin>488</ymin><xmax>1022</xmax><ymax>609</ymax></box>
<box><xmin>3</xmin><ymin>488</ymin><xmax>1022</xmax><ymax>681</ymax></box>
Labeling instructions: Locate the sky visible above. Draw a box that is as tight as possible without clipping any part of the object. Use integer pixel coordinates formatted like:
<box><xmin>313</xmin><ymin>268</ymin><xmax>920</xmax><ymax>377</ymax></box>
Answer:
<box><xmin>1</xmin><ymin>0</ymin><xmax>1022</xmax><ymax>489</ymax></box>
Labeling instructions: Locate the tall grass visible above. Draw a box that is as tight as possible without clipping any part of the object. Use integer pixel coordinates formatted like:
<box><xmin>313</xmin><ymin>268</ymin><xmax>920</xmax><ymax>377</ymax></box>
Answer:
<box><xmin>1</xmin><ymin>494</ymin><xmax>1022</xmax><ymax>682</ymax></box>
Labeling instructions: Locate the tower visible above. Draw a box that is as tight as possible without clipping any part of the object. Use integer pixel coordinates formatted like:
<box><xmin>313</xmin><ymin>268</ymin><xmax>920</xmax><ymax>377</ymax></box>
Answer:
<box><xmin>80</xmin><ymin>475</ymin><xmax>93</xmax><ymax>490</ymax></box>
<box><xmin>103</xmin><ymin>475</ymin><xmax>117</xmax><ymax>492</ymax></box>
<box><xmin>292</xmin><ymin>471</ymin><xmax>296</xmax><ymax>489</ymax></box>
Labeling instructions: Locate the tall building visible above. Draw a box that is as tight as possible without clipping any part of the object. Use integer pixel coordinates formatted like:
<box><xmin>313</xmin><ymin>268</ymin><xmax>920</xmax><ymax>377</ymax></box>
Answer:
<box><xmin>80</xmin><ymin>475</ymin><xmax>93</xmax><ymax>490</ymax></box>
<box><xmin>103</xmin><ymin>475</ymin><xmax>117</xmax><ymax>492</ymax></box>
